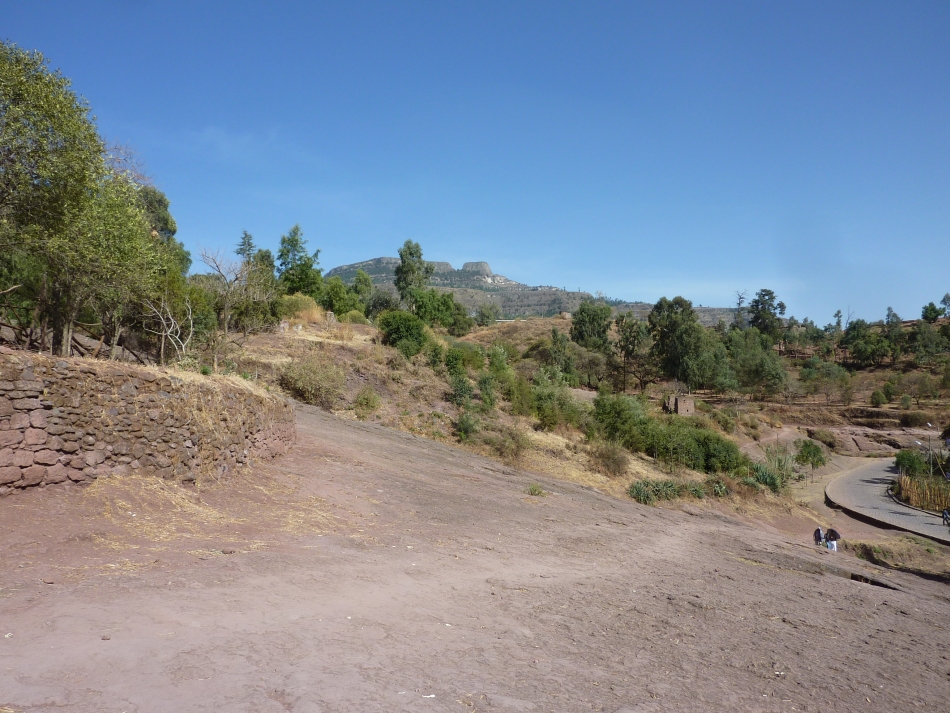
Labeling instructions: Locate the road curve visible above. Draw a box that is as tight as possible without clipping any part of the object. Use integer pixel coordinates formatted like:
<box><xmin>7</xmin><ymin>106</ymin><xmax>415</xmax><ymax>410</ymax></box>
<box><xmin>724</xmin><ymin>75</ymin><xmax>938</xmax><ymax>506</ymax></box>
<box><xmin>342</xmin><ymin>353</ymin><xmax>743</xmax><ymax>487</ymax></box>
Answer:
<box><xmin>825</xmin><ymin>459</ymin><xmax>950</xmax><ymax>545</ymax></box>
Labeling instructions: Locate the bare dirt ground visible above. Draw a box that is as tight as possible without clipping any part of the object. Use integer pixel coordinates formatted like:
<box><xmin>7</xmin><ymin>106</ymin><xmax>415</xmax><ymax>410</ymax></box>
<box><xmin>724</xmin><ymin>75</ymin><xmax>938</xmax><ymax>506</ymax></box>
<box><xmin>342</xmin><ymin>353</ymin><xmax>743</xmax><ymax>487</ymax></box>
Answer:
<box><xmin>2</xmin><ymin>406</ymin><xmax>949</xmax><ymax>712</ymax></box>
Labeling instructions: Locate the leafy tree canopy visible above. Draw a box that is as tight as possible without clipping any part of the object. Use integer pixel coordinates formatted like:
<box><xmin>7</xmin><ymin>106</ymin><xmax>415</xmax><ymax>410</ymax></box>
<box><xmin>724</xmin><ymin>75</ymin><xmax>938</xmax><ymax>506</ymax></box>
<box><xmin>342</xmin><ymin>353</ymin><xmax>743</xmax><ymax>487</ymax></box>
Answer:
<box><xmin>394</xmin><ymin>240</ymin><xmax>434</xmax><ymax>310</ymax></box>
<box><xmin>570</xmin><ymin>299</ymin><xmax>612</xmax><ymax>353</ymax></box>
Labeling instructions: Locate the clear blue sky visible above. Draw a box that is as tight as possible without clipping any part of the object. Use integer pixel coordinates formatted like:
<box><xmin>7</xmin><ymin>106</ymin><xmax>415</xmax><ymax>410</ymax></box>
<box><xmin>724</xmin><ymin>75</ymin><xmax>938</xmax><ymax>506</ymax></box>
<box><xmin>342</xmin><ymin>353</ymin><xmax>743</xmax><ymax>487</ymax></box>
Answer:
<box><xmin>5</xmin><ymin>1</ymin><xmax>949</xmax><ymax>323</ymax></box>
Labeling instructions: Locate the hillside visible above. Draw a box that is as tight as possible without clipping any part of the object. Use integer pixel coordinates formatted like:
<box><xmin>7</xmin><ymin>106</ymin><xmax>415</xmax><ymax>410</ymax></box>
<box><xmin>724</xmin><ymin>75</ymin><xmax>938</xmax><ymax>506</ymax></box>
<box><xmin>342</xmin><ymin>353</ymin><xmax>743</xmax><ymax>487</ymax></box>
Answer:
<box><xmin>326</xmin><ymin>256</ymin><xmax>734</xmax><ymax>322</ymax></box>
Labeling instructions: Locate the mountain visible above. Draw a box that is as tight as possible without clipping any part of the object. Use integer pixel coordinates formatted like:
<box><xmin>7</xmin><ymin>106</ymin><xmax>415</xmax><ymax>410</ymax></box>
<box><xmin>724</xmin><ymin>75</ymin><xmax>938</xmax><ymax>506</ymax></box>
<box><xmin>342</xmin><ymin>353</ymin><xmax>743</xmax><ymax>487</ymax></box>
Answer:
<box><xmin>326</xmin><ymin>258</ymin><xmax>593</xmax><ymax>317</ymax></box>
<box><xmin>325</xmin><ymin>257</ymin><xmax>733</xmax><ymax>323</ymax></box>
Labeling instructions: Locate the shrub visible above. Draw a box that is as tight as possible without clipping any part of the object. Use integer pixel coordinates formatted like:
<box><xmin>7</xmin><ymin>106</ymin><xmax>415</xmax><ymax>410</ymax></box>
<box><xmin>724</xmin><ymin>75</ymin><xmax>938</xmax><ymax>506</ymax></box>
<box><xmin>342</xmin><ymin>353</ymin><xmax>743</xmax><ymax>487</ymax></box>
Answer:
<box><xmin>811</xmin><ymin>429</ymin><xmax>837</xmax><ymax>450</ymax></box>
<box><xmin>870</xmin><ymin>390</ymin><xmax>887</xmax><ymax>407</ymax></box>
<box><xmin>277</xmin><ymin>293</ymin><xmax>322</xmax><ymax>321</ymax></box>
<box><xmin>900</xmin><ymin>394</ymin><xmax>913</xmax><ymax>409</ymax></box>
<box><xmin>508</xmin><ymin>375</ymin><xmax>535</xmax><ymax>416</ymax></box>
<box><xmin>883</xmin><ymin>381</ymin><xmax>899</xmax><ymax>402</ymax></box>
<box><xmin>353</xmin><ymin>385</ymin><xmax>381</xmax><ymax>419</ymax></box>
<box><xmin>449</xmin><ymin>373</ymin><xmax>474</xmax><ymax>406</ymax></box>
<box><xmin>895</xmin><ymin>449</ymin><xmax>929</xmax><ymax>477</ymax></box>
<box><xmin>628</xmin><ymin>481</ymin><xmax>657</xmax><ymax>505</ymax></box>
<box><xmin>455</xmin><ymin>411</ymin><xmax>479</xmax><ymax>441</ymax></box>
<box><xmin>592</xmin><ymin>394</ymin><xmax>744</xmax><ymax>474</ymax></box>
<box><xmin>481</xmin><ymin>425</ymin><xmax>529</xmax><ymax>462</ymax></box>
<box><xmin>280</xmin><ymin>353</ymin><xmax>345</xmax><ymax>409</ymax></box>
<box><xmin>525</xmin><ymin>483</ymin><xmax>546</xmax><ymax>497</ymax></box>
<box><xmin>425</xmin><ymin>342</ymin><xmax>445</xmax><ymax>370</ymax></box>
<box><xmin>899</xmin><ymin>411</ymin><xmax>932</xmax><ymax>428</ymax></box>
<box><xmin>445</xmin><ymin>347</ymin><xmax>466</xmax><ymax>377</ymax></box>
<box><xmin>478</xmin><ymin>373</ymin><xmax>496</xmax><ymax>409</ymax></box>
<box><xmin>628</xmin><ymin>478</ymin><xmax>683</xmax><ymax>505</ymax></box>
<box><xmin>705</xmin><ymin>476</ymin><xmax>730</xmax><ymax>497</ymax></box>
<box><xmin>377</xmin><ymin>311</ymin><xmax>427</xmax><ymax>357</ymax></box>
<box><xmin>340</xmin><ymin>309</ymin><xmax>369</xmax><ymax>325</ymax></box>
<box><xmin>686</xmin><ymin>482</ymin><xmax>706</xmax><ymax>498</ymax></box>
<box><xmin>750</xmin><ymin>461</ymin><xmax>782</xmax><ymax>493</ymax></box>
<box><xmin>589</xmin><ymin>441</ymin><xmax>629</xmax><ymax>477</ymax></box>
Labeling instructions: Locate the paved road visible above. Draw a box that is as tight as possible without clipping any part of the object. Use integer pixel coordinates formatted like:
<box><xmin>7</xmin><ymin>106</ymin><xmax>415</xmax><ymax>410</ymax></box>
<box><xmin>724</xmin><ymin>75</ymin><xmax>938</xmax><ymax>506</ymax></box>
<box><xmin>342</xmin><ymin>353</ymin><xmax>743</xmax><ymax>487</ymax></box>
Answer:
<box><xmin>825</xmin><ymin>459</ymin><xmax>950</xmax><ymax>545</ymax></box>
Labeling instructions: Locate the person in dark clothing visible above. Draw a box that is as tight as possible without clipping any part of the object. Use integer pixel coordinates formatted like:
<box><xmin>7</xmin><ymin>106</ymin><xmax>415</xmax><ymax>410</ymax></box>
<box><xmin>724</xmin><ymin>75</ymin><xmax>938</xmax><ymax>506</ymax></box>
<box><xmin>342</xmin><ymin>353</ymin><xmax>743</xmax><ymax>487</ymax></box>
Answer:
<box><xmin>813</xmin><ymin>527</ymin><xmax>824</xmax><ymax>547</ymax></box>
<box><xmin>825</xmin><ymin>527</ymin><xmax>841</xmax><ymax>551</ymax></box>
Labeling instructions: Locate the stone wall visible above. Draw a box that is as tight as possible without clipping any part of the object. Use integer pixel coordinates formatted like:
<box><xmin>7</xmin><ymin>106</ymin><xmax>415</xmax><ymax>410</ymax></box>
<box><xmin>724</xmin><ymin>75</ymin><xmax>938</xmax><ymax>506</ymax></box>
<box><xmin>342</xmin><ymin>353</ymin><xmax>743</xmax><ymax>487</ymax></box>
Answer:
<box><xmin>0</xmin><ymin>348</ymin><xmax>295</xmax><ymax>495</ymax></box>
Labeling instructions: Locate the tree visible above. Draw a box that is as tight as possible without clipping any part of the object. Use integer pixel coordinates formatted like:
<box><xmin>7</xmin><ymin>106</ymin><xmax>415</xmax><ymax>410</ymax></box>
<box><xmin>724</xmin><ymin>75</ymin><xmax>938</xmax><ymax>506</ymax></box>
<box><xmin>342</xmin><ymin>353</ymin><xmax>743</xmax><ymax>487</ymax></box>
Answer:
<box><xmin>921</xmin><ymin>302</ymin><xmax>945</xmax><ymax>323</ymax></box>
<box><xmin>352</xmin><ymin>269</ymin><xmax>374</xmax><ymax>302</ymax></box>
<box><xmin>235</xmin><ymin>230</ymin><xmax>256</xmax><ymax>261</ymax></box>
<box><xmin>747</xmin><ymin>288</ymin><xmax>786</xmax><ymax>341</ymax></box>
<box><xmin>725</xmin><ymin>327</ymin><xmax>786</xmax><ymax>397</ymax></box>
<box><xmin>883</xmin><ymin>307</ymin><xmax>905</xmax><ymax>362</ymax></box>
<box><xmin>277</xmin><ymin>224</ymin><xmax>322</xmax><ymax>298</ymax></box>
<box><xmin>321</xmin><ymin>275</ymin><xmax>362</xmax><ymax>316</ymax></box>
<box><xmin>475</xmin><ymin>302</ymin><xmax>501</xmax><ymax>326</ymax></box>
<box><xmin>0</xmin><ymin>42</ymin><xmax>104</xmax><ymax>243</ymax></box>
<box><xmin>733</xmin><ymin>290</ymin><xmax>748</xmax><ymax>329</ymax></box>
<box><xmin>569</xmin><ymin>299</ymin><xmax>612</xmax><ymax>353</ymax></box>
<box><xmin>795</xmin><ymin>439</ymin><xmax>827</xmax><ymax>481</ymax></box>
<box><xmin>394</xmin><ymin>240</ymin><xmax>434</xmax><ymax>311</ymax></box>
<box><xmin>614</xmin><ymin>313</ymin><xmax>658</xmax><ymax>392</ymax></box>
<box><xmin>138</xmin><ymin>186</ymin><xmax>178</xmax><ymax>240</ymax></box>
<box><xmin>647</xmin><ymin>296</ymin><xmax>704</xmax><ymax>385</ymax></box>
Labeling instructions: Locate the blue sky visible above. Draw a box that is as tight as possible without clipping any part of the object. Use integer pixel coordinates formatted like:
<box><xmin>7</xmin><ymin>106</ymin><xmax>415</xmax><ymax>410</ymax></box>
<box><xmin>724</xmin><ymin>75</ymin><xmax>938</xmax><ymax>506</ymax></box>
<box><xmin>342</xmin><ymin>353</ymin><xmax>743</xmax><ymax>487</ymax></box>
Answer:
<box><xmin>5</xmin><ymin>1</ymin><xmax>949</xmax><ymax>323</ymax></box>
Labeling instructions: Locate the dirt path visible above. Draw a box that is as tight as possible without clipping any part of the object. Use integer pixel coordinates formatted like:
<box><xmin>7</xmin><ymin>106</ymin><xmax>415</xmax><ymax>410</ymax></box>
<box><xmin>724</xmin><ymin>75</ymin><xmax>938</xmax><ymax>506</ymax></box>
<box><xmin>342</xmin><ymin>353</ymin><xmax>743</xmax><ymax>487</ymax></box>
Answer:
<box><xmin>1</xmin><ymin>406</ymin><xmax>948</xmax><ymax>712</ymax></box>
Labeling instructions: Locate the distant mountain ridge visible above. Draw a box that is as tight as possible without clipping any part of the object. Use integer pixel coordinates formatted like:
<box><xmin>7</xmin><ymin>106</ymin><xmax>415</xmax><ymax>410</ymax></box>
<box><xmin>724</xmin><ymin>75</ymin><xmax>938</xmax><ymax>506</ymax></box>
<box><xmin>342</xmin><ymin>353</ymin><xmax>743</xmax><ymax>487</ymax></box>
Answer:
<box><xmin>326</xmin><ymin>257</ymin><xmax>732</xmax><ymax>323</ymax></box>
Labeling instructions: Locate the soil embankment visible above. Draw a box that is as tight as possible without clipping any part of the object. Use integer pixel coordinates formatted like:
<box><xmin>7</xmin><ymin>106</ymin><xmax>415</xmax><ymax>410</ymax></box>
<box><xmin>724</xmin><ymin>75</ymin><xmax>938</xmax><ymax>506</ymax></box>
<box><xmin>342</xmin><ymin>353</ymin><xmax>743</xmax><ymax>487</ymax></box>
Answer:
<box><xmin>1</xmin><ymin>405</ymin><xmax>947</xmax><ymax>712</ymax></box>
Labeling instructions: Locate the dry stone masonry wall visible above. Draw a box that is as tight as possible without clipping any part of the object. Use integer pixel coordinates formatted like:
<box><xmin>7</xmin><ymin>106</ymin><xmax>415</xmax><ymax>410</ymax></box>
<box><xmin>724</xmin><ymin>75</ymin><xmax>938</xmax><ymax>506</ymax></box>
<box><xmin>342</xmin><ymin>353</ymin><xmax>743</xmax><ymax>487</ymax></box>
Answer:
<box><xmin>0</xmin><ymin>348</ymin><xmax>295</xmax><ymax>495</ymax></box>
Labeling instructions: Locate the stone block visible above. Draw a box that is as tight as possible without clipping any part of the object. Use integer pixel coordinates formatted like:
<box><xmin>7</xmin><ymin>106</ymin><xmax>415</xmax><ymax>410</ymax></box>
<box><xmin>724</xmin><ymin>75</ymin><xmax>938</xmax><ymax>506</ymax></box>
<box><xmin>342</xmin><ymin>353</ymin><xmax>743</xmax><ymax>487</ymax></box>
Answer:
<box><xmin>29</xmin><ymin>410</ymin><xmax>48</xmax><ymax>428</ymax></box>
<box><xmin>9</xmin><ymin>412</ymin><xmax>30</xmax><ymax>430</ymax></box>
<box><xmin>69</xmin><ymin>454</ymin><xmax>86</xmax><ymax>468</ymax></box>
<box><xmin>0</xmin><ymin>448</ymin><xmax>12</xmax><ymax>467</ymax></box>
<box><xmin>66</xmin><ymin>468</ymin><xmax>86</xmax><ymax>482</ymax></box>
<box><xmin>9</xmin><ymin>450</ymin><xmax>33</xmax><ymax>467</ymax></box>
<box><xmin>45</xmin><ymin>463</ymin><xmax>69</xmax><ymax>484</ymax></box>
<box><xmin>84</xmin><ymin>450</ymin><xmax>106</xmax><ymax>467</ymax></box>
<box><xmin>0</xmin><ymin>397</ymin><xmax>12</xmax><ymax>417</ymax></box>
<box><xmin>33</xmin><ymin>450</ymin><xmax>60</xmax><ymax>466</ymax></box>
<box><xmin>0</xmin><ymin>465</ymin><xmax>21</xmax><ymax>485</ymax></box>
<box><xmin>0</xmin><ymin>430</ymin><xmax>23</xmax><ymax>448</ymax></box>
<box><xmin>111</xmin><ymin>464</ymin><xmax>131</xmax><ymax>477</ymax></box>
<box><xmin>61</xmin><ymin>441</ymin><xmax>80</xmax><ymax>453</ymax></box>
<box><xmin>12</xmin><ymin>398</ymin><xmax>43</xmax><ymax>410</ymax></box>
<box><xmin>19</xmin><ymin>465</ymin><xmax>46</xmax><ymax>487</ymax></box>
<box><xmin>47</xmin><ymin>435</ymin><xmax>65</xmax><ymax>450</ymax></box>
<box><xmin>23</xmin><ymin>428</ymin><xmax>48</xmax><ymax>446</ymax></box>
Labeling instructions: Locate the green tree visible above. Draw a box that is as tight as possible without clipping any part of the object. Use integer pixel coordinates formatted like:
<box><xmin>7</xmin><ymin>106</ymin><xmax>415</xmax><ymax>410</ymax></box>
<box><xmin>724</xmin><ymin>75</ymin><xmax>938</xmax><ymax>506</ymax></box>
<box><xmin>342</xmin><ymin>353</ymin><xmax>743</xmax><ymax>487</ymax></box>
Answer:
<box><xmin>913</xmin><ymin>320</ymin><xmax>948</xmax><ymax>366</ymax></box>
<box><xmin>795</xmin><ymin>439</ymin><xmax>827</xmax><ymax>475</ymax></box>
<box><xmin>614</xmin><ymin>313</ymin><xmax>658</xmax><ymax>392</ymax></box>
<box><xmin>138</xmin><ymin>186</ymin><xmax>178</xmax><ymax>241</ymax></box>
<box><xmin>570</xmin><ymin>299</ymin><xmax>612</xmax><ymax>352</ymax></box>
<box><xmin>277</xmin><ymin>224</ymin><xmax>322</xmax><ymax>298</ymax></box>
<box><xmin>883</xmin><ymin>307</ymin><xmax>905</xmax><ymax>362</ymax></box>
<box><xmin>394</xmin><ymin>240</ymin><xmax>434</xmax><ymax>311</ymax></box>
<box><xmin>235</xmin><ymin>230</ymin><xmax>256</xmax><ymax>261</ymax></box>
<box><xmin>475</xmin><ymin>302</ymin><xmax>501</xmax><ymax>326</ymax></box>
<box><xmin>647</xmin><ymin>296</ymin><xmax>704</xmax><ymax>385</ymax></box>
<box><xmin>321</xmin><ymin>275</ymin><xmax>362</xmax><ymax>315</ymax></box>
<box><xmin>747</xmin><ymin>288</ymin><xmax>786</xmax><ymax>341</ymax></box>
<box><xmin>0</xmin><ymin>42</ymin><xmax>104</xmax><ymax>243</ymax></box>
<box><xmin>352</xmin><ymin>269</ymin><xmax>374</xmax><ymax>302</ymax></box>
<box><xmin>921</xmin><ymin>302</ymin><xmax>945</xmax><ymax>323</ymax></box>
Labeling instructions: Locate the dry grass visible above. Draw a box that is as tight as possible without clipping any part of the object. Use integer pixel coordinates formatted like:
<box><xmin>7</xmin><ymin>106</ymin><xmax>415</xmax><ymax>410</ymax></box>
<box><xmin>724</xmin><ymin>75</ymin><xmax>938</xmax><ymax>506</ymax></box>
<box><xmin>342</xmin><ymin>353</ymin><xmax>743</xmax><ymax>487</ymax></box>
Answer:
<box><xmin>895</xmin><ymin>475</ymin><xmax>950</xmax><ymax>512</ymax></box>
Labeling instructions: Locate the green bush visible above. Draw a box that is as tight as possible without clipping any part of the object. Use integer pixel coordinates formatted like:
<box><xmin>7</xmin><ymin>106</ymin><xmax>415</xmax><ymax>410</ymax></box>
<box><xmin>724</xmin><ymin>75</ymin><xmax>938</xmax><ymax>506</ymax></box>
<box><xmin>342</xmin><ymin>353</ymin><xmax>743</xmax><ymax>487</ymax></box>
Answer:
<box><xmin>900</xmin><ymin>394</ymin><xmax>913</xmax><ymax>409</ymax></box>
<box><xmin>592</xmin><ymin>394</ymin><xmax>744</xmax><ymax>474</ymax></box>
<box><xmin>377</xmin><ymin>311</ymin><xmax>427</xmax><ymax>357</ymax></box>
<box><xmin>883</xmin><ymin>381</ymin><xmax>899</xmax><ymax>402</ymax></box>
<box><xmin>455</xmin><ymin>411</ymin><xmax>479</xmax><ymax>441</ymax></box>
<box><xmin>508</xmin><ymin>375</ymin><xmax>535</xmax><ymax>416</ymax></box>
<box><xmin>445</xmin><ymin>347</ymin><xmax>466</xmax><ymax>377</ymax></box>
<box><xmin>280</xmin><ymin>353</ymin><xmax>345</xmax><ymax>409</ymax></box>
<box><xmin>425</xmin><ymin>342</ymin><xmax>445</xmax><ymax>370</ymax></box>
<box><xmin>628</xmin><ymin>478</ymin><xmax>684</xmax><ymax>505</ymax></box>
<box><xmin>895</xmin><ymin>449</ymin><xmax>929</xmax><ymax>477</ymax></box>
<box><xmin>449</xmin><ymin>373</ymin><xmax>474</xmax><ymax>406</ymax></box>
<box><xmin>340</xmin><ymin>309</ymin><xmax>369</xmax><ymax>325</ymax></box>
<box><xmin>811</xmin><ymin>429</ymin><xmax>837</xmax><ymax>450</ymax></box>
<box><xmin>870</xmin><ymin>390</ymin><xmax>887</xmax><ymax>407</ymax></box>
<box><xmin>525</xmin><ymin>483</ymin><xmax>546</xmax><ymax>497</ymax></box>
<box><xmin>480</xmin><ymin>425</ymin><xmax>529</xmax><ymax>462</ymax></box>
<box><xmin>750</xmin><ymin>461</ymin><xmax>782</xmax><ymax>493</ymax></box>
<box><xmin>686</xmin><ymin>482</ymin><xmax>706</xmax><ymax>499</ymax></box>
<box><xmin>705</xmin><ymin>476</ymin><xmax>730</xmax><ymax>497</ymax></box>
<box><xmin>478</xmin><ymin>373</ymin><xmax>496</xmax><ymax>409</ymax></box>
<box><xmin>353</xmin><ymin>385</ymin><xmax>381</xmax><ymax>419</ymax></box>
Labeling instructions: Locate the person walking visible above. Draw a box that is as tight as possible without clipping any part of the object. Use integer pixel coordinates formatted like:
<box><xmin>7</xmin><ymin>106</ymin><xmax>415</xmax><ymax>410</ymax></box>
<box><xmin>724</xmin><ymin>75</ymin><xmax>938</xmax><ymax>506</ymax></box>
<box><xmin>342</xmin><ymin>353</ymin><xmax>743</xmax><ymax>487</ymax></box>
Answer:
<box><xmin>825</xmin><ymin>527</ymin><xmax>841</xmax><ymax>552</ymax></box>
<box><xmin>813</xmin><ymin>527</ymin><xmax>824</xmax><ymax>547</ymax></box>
